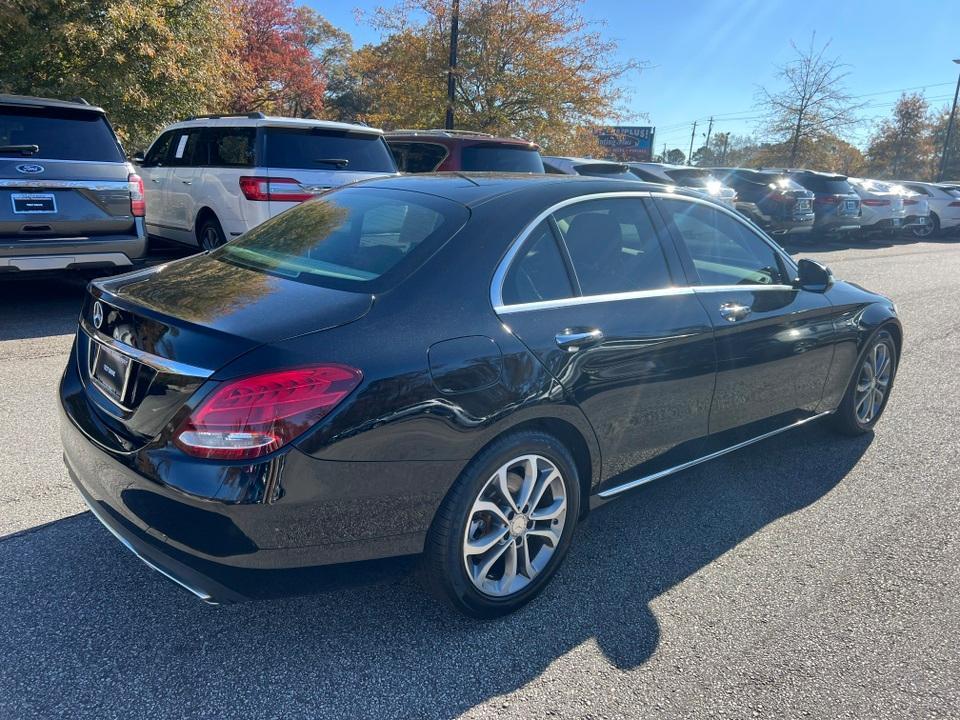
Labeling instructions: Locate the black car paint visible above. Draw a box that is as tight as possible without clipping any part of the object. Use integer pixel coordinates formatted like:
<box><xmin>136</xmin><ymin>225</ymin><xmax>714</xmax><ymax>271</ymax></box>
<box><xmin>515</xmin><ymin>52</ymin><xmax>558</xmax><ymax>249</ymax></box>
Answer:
<box><xmin>60</xmin><ymin>174</ymin><xmax>900</xmax><ymax>603</ymax></box>
<box><xmin>710</xmin><ymin>168</ymin><xmax>816</xmax><ymax>235</ymax></box>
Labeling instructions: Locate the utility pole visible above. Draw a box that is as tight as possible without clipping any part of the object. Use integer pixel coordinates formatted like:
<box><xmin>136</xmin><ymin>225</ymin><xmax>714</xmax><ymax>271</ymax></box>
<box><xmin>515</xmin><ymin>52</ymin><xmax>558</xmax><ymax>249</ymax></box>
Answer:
<box><xmin>662</xmin><ymin>143</ymin><xmax>667</xmax><ymax>162</ymax></box>
<box><xmin>937</xmin><ymin>59</ymin><xmax>960</xmax><ymax>182</ymax></box>
<box><xmin>703</xmin><ymin>116</ymin><xmax>714</xmax><ymax>163</ymax></box>
<box><xmin>687</xmin><ymin>121</ymin><xmax>697</xmax><ymax>166</ymax></box>
<box><xmin>719</xmin><ymin>133</ymin><xmax>729</xmax><ymax>165</ymax></box>
<box><xmin>444</xmin><ymin>0</ymin><xmax>460</xmax><ymax>130</ymax></box>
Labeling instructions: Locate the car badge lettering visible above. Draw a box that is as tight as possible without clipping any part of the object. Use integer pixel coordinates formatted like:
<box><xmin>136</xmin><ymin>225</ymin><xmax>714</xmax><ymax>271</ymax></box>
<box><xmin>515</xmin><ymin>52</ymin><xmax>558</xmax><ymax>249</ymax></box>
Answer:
<box><xmin>16</xmin><ymin>164</ymin><xmax>44</xmax><ymax>175</ymax></box>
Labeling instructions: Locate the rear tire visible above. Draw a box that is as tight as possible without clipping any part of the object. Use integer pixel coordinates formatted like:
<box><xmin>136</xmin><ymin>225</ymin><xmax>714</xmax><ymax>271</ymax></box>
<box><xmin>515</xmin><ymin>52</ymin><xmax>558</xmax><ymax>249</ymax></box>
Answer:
<box><xmin>197</xmin><ymin>215</ymin><xmax>226</xmax><ymax>251</ymax></box>
<box><xmin>423</xmin><ymin>431</ymin><xmax>581</xmax><ymax>618</ymax></box>
<box><xmin>829</xmin><ymin>329</ymin><xmax>898</xmax><ymax>436</ymax></box>
<box><xmin>912</xmin><ymin>213</ymin><xmax>939</xmax><ymax>239</ymax></box>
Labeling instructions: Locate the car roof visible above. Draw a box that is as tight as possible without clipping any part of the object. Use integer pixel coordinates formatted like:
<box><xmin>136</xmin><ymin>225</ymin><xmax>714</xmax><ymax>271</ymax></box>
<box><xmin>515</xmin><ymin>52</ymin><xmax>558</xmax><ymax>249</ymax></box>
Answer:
<box><xmin>160</xmin><ymin>115</ymin><xmax>384</xmax><ymax>135</ymax></box>
<box><xmin>0</xmin><ymin>93</ymin><xmax>106</xmax><ymax>114</ymax></box>
<box><xmin>357</xmin><ymin>172</ymin><xmax>700</xmax><ymax>208</ymax></box>
<box><xmin>384</xmin><ymin>129</ymin><xmax>537</xmax><ymax>148</ymax></box>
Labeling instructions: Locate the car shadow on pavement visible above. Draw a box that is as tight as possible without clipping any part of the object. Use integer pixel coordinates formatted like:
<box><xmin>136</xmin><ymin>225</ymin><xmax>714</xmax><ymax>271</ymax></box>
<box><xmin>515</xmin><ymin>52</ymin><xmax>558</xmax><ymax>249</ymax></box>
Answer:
<box><xmin>0</xmin><ymin>423</ymin><xmax>871</xmax><ymax>719</ymax></box>
<box><xmin>0</xmin><ymin>273</ymin><xmax>89</xmax><ymax>341</ymax></box>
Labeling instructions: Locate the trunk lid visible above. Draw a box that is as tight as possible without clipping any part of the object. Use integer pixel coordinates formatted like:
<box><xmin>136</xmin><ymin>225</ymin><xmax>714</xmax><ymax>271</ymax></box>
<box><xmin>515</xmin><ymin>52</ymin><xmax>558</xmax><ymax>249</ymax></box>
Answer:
<box><xmin>78</xmin><ymin>252</ymin><xmax>374</xmax><ymax>448</ymax></box>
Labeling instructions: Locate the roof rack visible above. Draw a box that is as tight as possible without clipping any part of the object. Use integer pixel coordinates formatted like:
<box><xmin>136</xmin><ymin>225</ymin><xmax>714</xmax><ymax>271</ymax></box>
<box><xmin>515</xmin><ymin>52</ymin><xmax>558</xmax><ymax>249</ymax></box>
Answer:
<box><xmin>69</xmin><ymin>97</ymin><xmax>90</xmax><ymax>105</ymax></box>
<box><xmin>185</xmin><ymin>111</ymin><xmax>267</xmax><ymax>121</ymax></box>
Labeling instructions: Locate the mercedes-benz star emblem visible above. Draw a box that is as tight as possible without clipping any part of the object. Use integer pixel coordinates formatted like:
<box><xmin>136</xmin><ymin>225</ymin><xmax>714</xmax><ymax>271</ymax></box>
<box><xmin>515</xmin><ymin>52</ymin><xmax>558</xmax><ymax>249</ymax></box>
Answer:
<box><xmin>92</xmin><ymin>301</ymin><xmax>104</xmax><ymax>329</ymax></box>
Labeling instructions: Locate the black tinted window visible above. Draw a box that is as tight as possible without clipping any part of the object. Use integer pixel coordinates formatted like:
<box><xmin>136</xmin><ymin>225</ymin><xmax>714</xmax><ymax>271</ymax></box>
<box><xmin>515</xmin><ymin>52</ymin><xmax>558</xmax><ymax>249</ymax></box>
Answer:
<box><xmin>388</xmin><ymin>141</ymin><xmax>447</xmax><ymax>172</ymax></box>
<box><xmin>659</xmin><ymin>199</ymin><xmax>785</xmax><ymax>286</ymax></box>
<box><xmin>554</xmin><ymin>198</ymin><xmax>672</xmax><ymax>295</ymax></box>
<box><xmin>0</xmin><ymin>106</ymin><xmax>122</xmax><ymax>162</ymax></box>
<box><xmin>216</xmin><ymin>187</ymin><xmax>467</xmax><ymax>291</ymax></box>
<box><xmin>198</xmin><ymin>127</ymin><xmax>255</xmax><ymax>167</ymax></box>
<box><xmin>263</xmin><ymin>128</ymin><xmax>396</xmax><ymax>172</ymax></box>
<box><xmin>168</xmin><ymin>130</ymin><xmax>202</xmax><ymax>166</ymax></box>
<box><xmin>460</xmin><ymin>145</ymin><xmax>544</xmax><ymax>173</ymax></box>
<box><xmin>502</xmin><ymin>222</ymin><xmax>573</xmax><ymax>305</ymax></box>
<box><xmin>792</xmin><ymin>174</ymin><xmax>852</xmax><ymax>194</ymax></box>
<box><xmin>143</xmin><ymin>131</ymin><xmax>176</xmax><ymax>167</ymax></box>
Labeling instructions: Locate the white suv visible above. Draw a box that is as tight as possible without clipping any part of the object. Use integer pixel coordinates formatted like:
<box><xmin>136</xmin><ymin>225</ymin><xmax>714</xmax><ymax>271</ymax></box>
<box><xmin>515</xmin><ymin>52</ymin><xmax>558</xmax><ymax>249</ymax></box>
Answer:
<box><xmin>136</xmin><ymin>113</ymin><xmax>397</xmax><ymax>249</ymax></box>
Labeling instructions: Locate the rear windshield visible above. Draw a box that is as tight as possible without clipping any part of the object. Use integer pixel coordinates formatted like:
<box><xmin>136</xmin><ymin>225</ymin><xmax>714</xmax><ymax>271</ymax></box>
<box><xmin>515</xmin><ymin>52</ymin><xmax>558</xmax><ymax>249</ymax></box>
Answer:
<box><xmin>262</xmin><ymin>127</ymin><xmax>396</xmax><ymax>172</ymax></box>
<box><xmin>664</xmin><ymin>168</ymin><xmax>716</xmax><ymax>188</ymax></box>
<box><xmin>576</xmin><ymin>164</ymin><xmax>636</xmax><ymax>180</ymax></box>
<box><xmin>460</xmin><ymin>145</ymin><xmax>544</xmax><ymax>173</ymax></box>
<box><xmin>0</xmin><ymin>105</ymin><xmax>123</xmax><ymax>162</ymax></box>
<box><xmin>215</xmin><ymin>187</ymin><xmax>469</xmax><ymax>291</ymax></box>
<box><xmin>791</xmin><ymin>174</ymin><xmax>852</xmax><ymax>194</ymax></box>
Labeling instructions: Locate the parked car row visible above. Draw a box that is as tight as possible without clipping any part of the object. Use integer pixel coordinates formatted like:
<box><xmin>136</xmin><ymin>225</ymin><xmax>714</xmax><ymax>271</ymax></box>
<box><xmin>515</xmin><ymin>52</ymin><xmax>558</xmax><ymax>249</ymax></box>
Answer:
<box><xmin>3</xmin><ymin>94</ymin><xmax>958</xmax><ymax>277</ymax></box>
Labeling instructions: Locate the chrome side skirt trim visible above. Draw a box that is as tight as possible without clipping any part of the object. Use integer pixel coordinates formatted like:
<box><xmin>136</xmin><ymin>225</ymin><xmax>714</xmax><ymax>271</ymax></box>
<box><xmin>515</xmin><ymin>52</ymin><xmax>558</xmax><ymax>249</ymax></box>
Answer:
<box><xmin>597</xmin><ymin>411</ymin><xmax>832</xmax><ymax>499</ymax></box>
<box><xmin>78</xmin><ymin>490</ymin><xmax>217</xmax><ymax>604</ymax></box>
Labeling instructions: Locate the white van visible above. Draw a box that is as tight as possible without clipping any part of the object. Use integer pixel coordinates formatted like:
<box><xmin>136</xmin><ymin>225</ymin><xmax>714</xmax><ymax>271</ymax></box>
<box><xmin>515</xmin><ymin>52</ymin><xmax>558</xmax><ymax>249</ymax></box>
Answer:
<box><xmin>136</xmin><ymin>113</ymin><xmax>397</xmax><ymax>249</ymax></box>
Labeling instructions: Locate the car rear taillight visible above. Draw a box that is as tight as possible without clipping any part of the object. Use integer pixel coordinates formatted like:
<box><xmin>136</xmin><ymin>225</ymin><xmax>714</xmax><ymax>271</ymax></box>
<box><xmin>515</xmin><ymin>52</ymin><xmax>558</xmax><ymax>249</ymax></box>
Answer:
<box><xmin>948</xmin><ymin>200</ymin><xmax>960</xmax><ymax>207</ymax></box>
<box><xmin>903</xmin><ymin>198</ymin><xmax>919</xmax><ymax>206</ymax></box>
<box><xmin>239</xmin><ymin>176</ymin><xmax>313</xmax><ymax>202</ymax></box>
<box><xmin>128</xmin><ymin>173</ymin><xmax>145</xmax><ymax>217</ymax></box>
<box><xmin>815</xmin><ymin>195</ymin><xmax>840</xmax><ymax>205</ymax></box>
<box><xmin>861</xmin><ymin>198</ymin><xmax>891</xmax><ymax>206</ymax></box>
<box><xmin>174</xmin><ymin>365</ymin><xmax>362</xmax><ymax>460</ymax></box>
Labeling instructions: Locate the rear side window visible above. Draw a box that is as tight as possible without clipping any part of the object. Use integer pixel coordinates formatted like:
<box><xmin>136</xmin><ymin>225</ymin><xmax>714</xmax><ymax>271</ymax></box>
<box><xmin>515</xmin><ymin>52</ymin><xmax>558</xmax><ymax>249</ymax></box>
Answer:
<box><xmin>0</xmin><ymin>105</ymin><xmax>123</xmax><ymax>162</ymax></box>
<box><xmin>215</xmin><ymin>187</ymin><xmax>468</xmax><ymax>291</ymax></box>
<box><xmin>502</xmin><ymin>222</ymin><xmax>573</xmax><ymax>305</ymax></box>
<box><xmin>198</xmin><ymin>127</ymin><xmax>255</xmax><ymax>167</ymax></box>
<box><xmin>263</xmin><ymin>128</ymin><xmax>396</xmax><ymax>172</ymax></box>
<box><xmin>460</xmin><ymin>145</ymin><xmax>544</xmax><ymax>173</ymax></box>
<box><xmin>554</xmin><ymin>198</ymin><xmax>673</xmax><ymax>296</ymax></box>
<box><xmin>388</xmin><ymin>141</ymin><xmax>448</xmax><ymax>172</ymax></box>
<box><xmin>659</xmin><ymin>198</ymin><xmax>786</xmax><ymax>286</ymax></box>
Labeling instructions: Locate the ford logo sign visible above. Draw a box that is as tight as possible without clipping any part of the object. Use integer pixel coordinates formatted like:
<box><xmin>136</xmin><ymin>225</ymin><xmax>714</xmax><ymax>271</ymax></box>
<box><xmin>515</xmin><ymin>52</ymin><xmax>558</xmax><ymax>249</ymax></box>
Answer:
<box><xmin>16</xmin><ymin>164</ymin><xmax>44</xmax><ymax>175</ymax></box>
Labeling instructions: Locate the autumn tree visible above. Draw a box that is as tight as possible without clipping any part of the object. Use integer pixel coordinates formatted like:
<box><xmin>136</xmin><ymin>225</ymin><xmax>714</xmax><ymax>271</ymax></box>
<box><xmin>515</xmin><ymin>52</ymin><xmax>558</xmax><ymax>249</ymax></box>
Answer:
<box><xmin>664</xmin><ymin>148</ymin><xmax>686</xmax><ymax>165</ymax></box>
<box><xmin>0</xmin><ymin>0</ymin><xmax>240</xmax><ymax>150</ymax></box>
<box><xmin>864</xmin><ymin>93</ymin><xmax>935</xmax><ymax>179</ymax></box>
<box><xmin>227</xmin><ymin>0</ymin><xmax>350</xmax><ymax>117</ymax></box>
<box><xmin>347</xmin><ymin>0</ymin><xmax>641</xmax><ymax>154</ymax></box>
<box><xmin>757</xmin><ymin>34</ymin><xmax>862</xmax><ymax>167</ymax></box>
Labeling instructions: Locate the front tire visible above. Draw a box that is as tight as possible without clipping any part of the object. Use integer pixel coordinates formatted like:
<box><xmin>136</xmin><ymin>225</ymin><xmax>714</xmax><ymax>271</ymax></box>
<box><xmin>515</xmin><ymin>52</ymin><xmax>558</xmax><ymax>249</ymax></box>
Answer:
<box><xmin>423</xmin><ymin>431</ymin><xmax>581</xmax><ymax>618</ymax></box>
<box><xmin>830</xmin><ymin>329</ymin><xmax>898</xmax><ymax>436</ymax></box>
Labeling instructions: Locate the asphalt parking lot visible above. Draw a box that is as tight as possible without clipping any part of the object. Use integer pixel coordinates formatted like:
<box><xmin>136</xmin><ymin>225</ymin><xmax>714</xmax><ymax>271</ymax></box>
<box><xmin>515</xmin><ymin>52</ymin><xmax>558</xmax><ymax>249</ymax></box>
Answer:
<box><xmin>1</xmin><ymin>235</ymin><xmax>958</xmax><ymax>719</ymax></box>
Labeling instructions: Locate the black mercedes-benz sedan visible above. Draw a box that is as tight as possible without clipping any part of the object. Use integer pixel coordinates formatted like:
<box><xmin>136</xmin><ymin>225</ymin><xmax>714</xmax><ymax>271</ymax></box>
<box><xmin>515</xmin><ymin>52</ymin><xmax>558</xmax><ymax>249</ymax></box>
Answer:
<box><xmin>59</xmin><ymin>174</ymin><xmax>901</xmax><ymax>617</ymax></box>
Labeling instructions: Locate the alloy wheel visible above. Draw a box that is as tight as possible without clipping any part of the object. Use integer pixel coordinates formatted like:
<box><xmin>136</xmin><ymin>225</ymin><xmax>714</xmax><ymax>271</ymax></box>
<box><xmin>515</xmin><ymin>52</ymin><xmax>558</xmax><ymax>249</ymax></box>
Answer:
<box><xmin>855</xmin><ymin>341</ymin><xmax>892</xmax><ymax>424</ymax></box>
<box><xmin>462</xmin><ymin>454</ymin><xmax>567</xmax><ymax>597</ymax></box>
<box><xmin>201</xmin><ymin>225</ymin><xmax>222</xmax><ymax>251</ymax></box>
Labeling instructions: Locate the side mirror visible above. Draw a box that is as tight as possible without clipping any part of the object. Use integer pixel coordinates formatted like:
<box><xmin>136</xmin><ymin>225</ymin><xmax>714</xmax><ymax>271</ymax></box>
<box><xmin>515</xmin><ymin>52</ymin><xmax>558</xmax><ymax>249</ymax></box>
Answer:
<box><xmin>132</xmin><ymin>151</ymin><xmax>146</xmax><ymax>164</ymax></box>
<box><xmin>796</xmin><ymin>258</ymin><xmax>833</xmax><ymax>292</ymax></box>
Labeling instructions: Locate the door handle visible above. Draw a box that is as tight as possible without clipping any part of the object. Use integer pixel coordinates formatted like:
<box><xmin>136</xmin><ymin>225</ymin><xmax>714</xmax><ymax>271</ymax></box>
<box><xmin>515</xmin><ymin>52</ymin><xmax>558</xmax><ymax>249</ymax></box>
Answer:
<box><xmin>181</xmin><ymin>180</ymin><xmax>192</xmax><ymax>185</ymax></box>
<box><xmin>151</xmin><ymin>178</ymin><xmax>163</xmax><ymax>183</ymax></box>
<box><xmin>719</xmin><ymin>302</ymin><xmax>752</xmax><ymax>322</ymax></box>
<box><xmin>555</xmin><ymin>328</ymin><xmax>603</xmax><ymax>352</ymax></box>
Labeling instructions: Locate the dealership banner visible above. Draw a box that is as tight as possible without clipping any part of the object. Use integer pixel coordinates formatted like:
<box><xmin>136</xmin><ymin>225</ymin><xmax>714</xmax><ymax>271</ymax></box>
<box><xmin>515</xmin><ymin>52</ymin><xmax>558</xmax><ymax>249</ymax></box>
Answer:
<box><xmin>593</xmin><ymin>126</ymin><xmax>655</xmax><ymax>161</ymax></box>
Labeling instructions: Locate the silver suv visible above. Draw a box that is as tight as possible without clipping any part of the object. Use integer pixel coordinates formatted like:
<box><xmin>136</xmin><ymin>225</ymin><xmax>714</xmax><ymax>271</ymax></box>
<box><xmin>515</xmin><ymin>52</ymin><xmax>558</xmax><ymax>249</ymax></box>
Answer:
<box><xmin>0</xmin><ymin>95</ymin><xmax>147</xmax><ymax>274</ymax></box>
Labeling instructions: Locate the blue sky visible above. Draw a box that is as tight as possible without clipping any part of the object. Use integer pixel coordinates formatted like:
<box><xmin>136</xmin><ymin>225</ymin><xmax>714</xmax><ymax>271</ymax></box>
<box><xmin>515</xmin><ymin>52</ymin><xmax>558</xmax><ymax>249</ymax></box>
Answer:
<box><xmin>309</xmin><ymin>0</ymin><xmax>960</xmax><ymax>149</ymax></box>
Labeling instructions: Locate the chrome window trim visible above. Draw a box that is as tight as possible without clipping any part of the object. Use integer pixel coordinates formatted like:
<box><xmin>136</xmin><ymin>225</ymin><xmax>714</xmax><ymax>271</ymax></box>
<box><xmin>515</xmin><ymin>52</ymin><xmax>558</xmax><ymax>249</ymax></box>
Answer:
<box><xmin>597</xmin><ymin>411</ymin><xmax>832</xmax><ymax>499</ymax></box>
<box><xmin>490</xmin><ymin>190</ymin><xmax>801</xmax><ymax>315</ymax></box>
<box><xmin>80</xmin><ymin>322</ymin><xmax>215</xmax><ymax>379</ymax></box>
<box><xmin>0</xmin><ymin>179</ymin><xmax>129</xmax><ymax>190</ymax></box>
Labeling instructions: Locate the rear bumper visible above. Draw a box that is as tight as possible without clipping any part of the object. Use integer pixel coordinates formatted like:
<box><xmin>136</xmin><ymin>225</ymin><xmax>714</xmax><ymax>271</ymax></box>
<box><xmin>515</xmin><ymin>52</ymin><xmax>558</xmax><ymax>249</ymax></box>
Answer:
<box><xmin>58</xmin><ymin>345</ymin><xmax>453</xmax><ymax>601</ymax></box>
<box><xmin>0</xmin><ymin>228</ymin><xmax>147</xmax><ymax>271</ymax></box>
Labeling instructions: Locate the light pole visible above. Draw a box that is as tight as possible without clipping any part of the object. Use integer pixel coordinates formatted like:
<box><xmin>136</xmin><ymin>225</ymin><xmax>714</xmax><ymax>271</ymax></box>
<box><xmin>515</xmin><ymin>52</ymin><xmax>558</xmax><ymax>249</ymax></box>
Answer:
<box><xmin>937</xmin><ymin>59</ymin><xmax>960</xmax><ymax>182</ymax></box>
<box><xmin>444</xmin><ymin>0</ymin><xmax>460</xmax><ymax>130</ymax></box>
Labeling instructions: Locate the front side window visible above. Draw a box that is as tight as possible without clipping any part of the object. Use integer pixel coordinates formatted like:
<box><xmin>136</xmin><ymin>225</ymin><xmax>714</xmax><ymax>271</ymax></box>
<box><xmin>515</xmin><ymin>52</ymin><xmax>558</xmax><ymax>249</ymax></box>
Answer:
<box><xmin>388</xmin><ymin>141</ymin><xmax>448</xmax><ymax>173</ymax></box>
<box><xmin>658</xmin><ymin>199</ymin><xmax>786</xmax><ymax>286</ymax></box>
<box><xmin>215</xmin><ymin>187</ymin><xmax>468</xmax><ymax>291</ymax></box>
<box><xmin>553</xmin><ymin>198</ymin><xmax>673</xmax><ymax>296</ymax></box>
<box><xmin>501</xmin><ymin>221</ymin><xmax>573</xmax><ymax>305</ymax></box>
<box><xmin>143</xmin><ymin>131</ymin><xmax>176</xmax><ymax>167</ymax></box>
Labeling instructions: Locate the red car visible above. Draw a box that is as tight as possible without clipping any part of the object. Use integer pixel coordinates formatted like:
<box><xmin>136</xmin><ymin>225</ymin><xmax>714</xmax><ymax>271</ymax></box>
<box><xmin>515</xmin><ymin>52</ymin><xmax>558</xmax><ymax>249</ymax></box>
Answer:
<box><xmin>385</xmin><ymin>129</ymin><xmax>544</xmax><ymax>173</ymax></box>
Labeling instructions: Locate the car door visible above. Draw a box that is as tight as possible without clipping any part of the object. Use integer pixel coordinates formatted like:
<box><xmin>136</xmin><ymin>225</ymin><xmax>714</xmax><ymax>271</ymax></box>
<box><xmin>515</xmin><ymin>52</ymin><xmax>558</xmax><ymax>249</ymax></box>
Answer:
<box><xmin>165</xmin><ymin>128</ymin><xmax>202</xmax><ymax>239</ymax></box>
<box><xmin>493</xmin><ymin>195</ymin><xmax>717</xmax><ymax>491</ymax></box>
<box><xmin>654</xmin><ymin>195</ymin><xmax>837</xmax><ymax>446</ymax></box>
<box><xmin>139</xmin><ymin>130</ymin><xmax>177</xmax><ymax>236</ymax></box>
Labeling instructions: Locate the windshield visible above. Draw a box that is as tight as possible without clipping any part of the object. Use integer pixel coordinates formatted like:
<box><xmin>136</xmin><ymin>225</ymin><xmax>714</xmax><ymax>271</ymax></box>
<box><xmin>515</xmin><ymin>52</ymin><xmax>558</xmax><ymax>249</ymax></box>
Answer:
<box><xmin>215</xmin><ymin>187</ymin><xmax>468</xmax><ymax>291</ymax></box>
<box><xmin>460</xmin><ymin>145</ymin><xmax>544</xmax><ymax>172</ymax></box>
<box><xmin>262</xmin><ymin>127</ymin><xmax>397</xmax><ymax>172</ymax></box>
<box><xmin>0</xmin><ymin>105</ymin><xmax>123</xmax><ymax>162</ymax></box>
